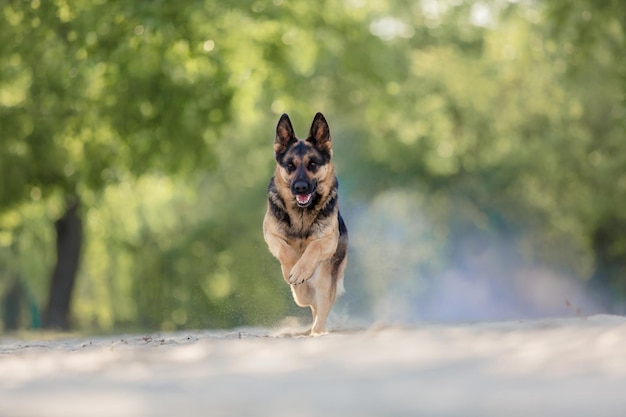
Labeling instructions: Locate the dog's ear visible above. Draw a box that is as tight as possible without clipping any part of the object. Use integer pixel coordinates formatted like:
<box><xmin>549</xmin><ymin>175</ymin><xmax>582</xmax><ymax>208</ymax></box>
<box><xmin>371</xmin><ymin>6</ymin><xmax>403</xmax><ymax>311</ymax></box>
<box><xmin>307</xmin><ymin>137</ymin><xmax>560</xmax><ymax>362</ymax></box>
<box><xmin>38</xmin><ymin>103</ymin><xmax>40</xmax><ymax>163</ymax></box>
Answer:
<box><xmin>307</xmin><ymin>112</ymin><xmax>332</xmax><ymax>158</ymax></box>
<box><xmin>275</xmin><ymin>113</ymin><xmax>297</xmax><ymax>156</ymax></box>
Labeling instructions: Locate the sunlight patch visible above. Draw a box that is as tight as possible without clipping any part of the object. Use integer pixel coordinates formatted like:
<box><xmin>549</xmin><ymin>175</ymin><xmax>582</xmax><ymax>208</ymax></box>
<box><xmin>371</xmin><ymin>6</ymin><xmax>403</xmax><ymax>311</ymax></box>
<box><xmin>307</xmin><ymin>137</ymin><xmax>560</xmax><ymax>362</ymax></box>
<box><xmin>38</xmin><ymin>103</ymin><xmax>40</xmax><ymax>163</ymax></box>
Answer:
<box><xmin>369</xmin><ymin>17</ymin><xmax>414</xmax><ymax>41</ymax></box>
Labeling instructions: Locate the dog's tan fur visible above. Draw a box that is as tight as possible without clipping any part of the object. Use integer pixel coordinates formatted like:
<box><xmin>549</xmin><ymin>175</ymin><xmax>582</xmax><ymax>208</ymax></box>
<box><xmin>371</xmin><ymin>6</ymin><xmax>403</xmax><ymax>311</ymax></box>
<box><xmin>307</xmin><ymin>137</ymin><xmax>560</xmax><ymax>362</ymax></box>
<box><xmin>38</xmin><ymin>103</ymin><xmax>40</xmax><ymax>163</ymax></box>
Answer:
<box><xmin>263</xmin><ymin>113</ymin><xmax>348</xmax><ymax>336</ymax></box>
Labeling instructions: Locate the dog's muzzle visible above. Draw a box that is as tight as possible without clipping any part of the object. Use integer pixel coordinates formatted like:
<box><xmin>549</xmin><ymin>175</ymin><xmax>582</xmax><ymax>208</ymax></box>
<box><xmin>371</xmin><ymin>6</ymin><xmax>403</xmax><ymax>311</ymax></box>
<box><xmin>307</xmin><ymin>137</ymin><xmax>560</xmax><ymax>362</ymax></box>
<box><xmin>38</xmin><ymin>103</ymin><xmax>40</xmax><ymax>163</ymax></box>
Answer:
<box><xmin>292</xmin><ymin>180</ymin><xmax>314</xmax><ymax>207</ymax></box>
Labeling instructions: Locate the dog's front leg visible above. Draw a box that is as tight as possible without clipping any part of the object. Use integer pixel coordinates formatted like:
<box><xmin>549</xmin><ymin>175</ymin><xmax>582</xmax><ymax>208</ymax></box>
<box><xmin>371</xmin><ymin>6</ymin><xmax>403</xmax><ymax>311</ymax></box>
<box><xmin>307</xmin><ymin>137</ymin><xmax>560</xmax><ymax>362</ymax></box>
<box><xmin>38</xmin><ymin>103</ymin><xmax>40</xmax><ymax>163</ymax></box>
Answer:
<box><xmin>289</xmin><ymin>233</ymin><xmax>338</xmax><ymax>285</ymax></box>
<box><xmin>265</xmin><ymin>232</ymin><xmax>300</xmax><ymax>283</ymax></box>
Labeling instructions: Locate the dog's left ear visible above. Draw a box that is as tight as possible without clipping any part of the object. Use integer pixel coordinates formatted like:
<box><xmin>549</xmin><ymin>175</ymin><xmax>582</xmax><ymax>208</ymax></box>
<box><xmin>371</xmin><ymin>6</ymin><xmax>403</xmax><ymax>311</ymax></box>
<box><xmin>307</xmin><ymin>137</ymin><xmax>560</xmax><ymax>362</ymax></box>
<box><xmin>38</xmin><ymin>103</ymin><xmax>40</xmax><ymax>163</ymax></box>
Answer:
<box><xmin>307</xmin><ymin>112</ymin><xmax>332</xmax><ymax>158</ymax></box>
<box><xmin>275</xmin><ymin>113</ymin><xmax>297</xmax><ymax>156</ymax></box>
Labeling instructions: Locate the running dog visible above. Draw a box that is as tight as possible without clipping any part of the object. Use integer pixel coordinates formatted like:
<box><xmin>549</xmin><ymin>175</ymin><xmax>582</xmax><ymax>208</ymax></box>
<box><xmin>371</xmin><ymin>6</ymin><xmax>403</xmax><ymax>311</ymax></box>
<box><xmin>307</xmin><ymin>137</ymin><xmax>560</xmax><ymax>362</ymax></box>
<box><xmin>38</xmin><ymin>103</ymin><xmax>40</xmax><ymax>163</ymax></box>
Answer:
<box><xmin>263</xmin><ymin>112</ymin><xmax>348</xmax><ymax>336</ymax></box>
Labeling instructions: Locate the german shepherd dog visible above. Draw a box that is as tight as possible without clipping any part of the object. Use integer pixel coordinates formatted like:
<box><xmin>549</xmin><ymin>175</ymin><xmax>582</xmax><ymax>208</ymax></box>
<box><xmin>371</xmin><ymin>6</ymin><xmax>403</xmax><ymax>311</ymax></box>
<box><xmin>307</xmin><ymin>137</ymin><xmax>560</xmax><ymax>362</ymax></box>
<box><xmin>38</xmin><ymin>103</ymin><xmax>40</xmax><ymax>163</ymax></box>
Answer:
<box><xmin>263</xmin><ymin>113</ymin><xmax>348</xmax><ymax>336</ymax></box>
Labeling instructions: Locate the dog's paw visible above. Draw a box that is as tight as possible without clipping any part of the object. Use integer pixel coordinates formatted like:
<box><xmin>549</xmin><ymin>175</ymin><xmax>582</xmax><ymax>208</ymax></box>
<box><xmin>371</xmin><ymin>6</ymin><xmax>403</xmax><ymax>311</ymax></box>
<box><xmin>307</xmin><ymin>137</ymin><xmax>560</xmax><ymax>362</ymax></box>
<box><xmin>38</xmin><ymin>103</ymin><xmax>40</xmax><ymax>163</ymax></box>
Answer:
<box><xmin>289</xmin><ymin>261</ymin><xmax>316</xmax><ymax>286</ymax></box>
<box><xmin>309</xmin><ymin>328</ymin><xmax>328</xmax><ymax>337</ymax></box>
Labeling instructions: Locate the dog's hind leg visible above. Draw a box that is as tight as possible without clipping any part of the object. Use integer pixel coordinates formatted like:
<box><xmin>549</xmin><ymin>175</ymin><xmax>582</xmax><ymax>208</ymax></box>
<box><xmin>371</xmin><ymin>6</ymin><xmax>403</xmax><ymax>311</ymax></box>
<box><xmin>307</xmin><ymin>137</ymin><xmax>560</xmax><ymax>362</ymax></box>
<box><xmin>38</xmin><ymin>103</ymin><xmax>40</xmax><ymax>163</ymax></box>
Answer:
<box><xmin>310</xmin><ymin>296</ymin><xmax>331</xmax><ymax>336</ymax></box>
<box><xmin>290</xmin><ymin>281</ymin><xmax>315</xmax><ymax>307</ymax></box>
<box><xmin>309</xmin><ymin>262</ymin><xmax>335</xmax><ymax>336</ymax></box>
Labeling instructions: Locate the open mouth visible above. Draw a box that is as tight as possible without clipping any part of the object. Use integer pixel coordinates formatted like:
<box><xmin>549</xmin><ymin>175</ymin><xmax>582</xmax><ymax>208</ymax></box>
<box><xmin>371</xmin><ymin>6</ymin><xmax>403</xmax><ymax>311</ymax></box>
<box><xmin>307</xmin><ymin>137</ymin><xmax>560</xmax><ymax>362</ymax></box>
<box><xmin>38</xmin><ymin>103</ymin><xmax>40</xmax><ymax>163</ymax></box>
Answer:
<box><xmin>295</xmin><ymin>193</ymin><xmax>313</xmax><ymax>207</ymax></box>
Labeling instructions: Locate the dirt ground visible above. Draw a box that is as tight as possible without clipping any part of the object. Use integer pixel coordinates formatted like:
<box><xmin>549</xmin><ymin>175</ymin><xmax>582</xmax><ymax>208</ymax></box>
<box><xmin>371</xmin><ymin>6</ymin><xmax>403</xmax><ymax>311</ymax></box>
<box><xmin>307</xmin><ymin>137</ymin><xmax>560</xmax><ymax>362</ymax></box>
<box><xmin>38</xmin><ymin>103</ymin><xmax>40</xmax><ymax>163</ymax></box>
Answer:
<box><xmin>1</xmin><ymin>315</ymin><xmax>626</xmax><ymax>417</ymax></box>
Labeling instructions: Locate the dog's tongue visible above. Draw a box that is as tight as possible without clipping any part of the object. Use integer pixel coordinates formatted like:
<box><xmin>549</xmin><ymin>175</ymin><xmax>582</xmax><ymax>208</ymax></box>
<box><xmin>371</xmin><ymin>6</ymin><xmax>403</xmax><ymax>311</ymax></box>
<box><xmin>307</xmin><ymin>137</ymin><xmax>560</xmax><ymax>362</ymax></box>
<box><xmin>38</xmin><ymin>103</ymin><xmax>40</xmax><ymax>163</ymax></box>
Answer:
<box><xmin>296</xmin><ymin>194</ymin><xmax>312</xmax><ymax>205</ymax></box>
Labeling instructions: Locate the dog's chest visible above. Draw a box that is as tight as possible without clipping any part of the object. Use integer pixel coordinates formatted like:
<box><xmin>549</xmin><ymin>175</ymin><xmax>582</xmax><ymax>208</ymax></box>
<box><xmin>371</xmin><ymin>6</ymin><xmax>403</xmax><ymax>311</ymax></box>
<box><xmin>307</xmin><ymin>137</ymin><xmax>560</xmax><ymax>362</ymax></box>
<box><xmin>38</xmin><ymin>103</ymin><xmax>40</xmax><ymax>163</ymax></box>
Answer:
<box><xmin>286</xmin><ymin>211</ymin><xmax>319</xmax><ymax>240</ymax></box>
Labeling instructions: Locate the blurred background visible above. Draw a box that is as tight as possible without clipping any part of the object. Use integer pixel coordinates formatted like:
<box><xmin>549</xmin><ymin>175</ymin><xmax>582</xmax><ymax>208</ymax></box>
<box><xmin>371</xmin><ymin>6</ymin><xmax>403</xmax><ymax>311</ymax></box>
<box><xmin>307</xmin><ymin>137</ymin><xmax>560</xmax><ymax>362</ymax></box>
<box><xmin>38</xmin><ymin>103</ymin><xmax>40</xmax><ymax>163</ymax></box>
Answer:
<box><xmin>0</xmin><ymin>0</ymin><xmax>624</xmax><ymax>333</ymax></box>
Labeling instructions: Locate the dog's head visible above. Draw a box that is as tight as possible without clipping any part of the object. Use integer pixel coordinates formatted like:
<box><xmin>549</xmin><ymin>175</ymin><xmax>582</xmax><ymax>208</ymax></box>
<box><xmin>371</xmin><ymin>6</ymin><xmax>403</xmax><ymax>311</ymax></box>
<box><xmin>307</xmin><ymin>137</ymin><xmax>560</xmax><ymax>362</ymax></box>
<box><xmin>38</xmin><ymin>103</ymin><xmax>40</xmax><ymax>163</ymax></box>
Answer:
<box><xmin>274</xmin><ymin>113</ymin><xmax>333</xmax><ymax>208</ymax></box>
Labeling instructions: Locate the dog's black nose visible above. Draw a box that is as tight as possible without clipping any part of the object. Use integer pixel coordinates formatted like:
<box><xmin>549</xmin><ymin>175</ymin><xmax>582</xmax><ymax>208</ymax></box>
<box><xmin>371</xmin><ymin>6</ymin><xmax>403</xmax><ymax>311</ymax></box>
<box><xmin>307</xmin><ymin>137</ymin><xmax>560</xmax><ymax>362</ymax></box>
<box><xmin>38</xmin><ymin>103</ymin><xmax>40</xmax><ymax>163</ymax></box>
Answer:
<box><xmin>293</xmin><ymin>181</ymin><xmax>309</xmax><ymax>194</ymax></box>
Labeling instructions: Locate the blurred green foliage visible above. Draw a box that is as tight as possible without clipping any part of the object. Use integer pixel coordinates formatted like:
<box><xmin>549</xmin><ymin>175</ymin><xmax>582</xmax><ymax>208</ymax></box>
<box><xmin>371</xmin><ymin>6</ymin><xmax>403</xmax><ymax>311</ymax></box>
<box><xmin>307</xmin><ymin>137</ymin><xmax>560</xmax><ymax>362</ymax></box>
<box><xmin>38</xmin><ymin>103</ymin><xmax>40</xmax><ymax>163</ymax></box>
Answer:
<box><xmin>0</xmin><ymin>0</ymin><xmax>624</xmax><ymax>331</ymax></box>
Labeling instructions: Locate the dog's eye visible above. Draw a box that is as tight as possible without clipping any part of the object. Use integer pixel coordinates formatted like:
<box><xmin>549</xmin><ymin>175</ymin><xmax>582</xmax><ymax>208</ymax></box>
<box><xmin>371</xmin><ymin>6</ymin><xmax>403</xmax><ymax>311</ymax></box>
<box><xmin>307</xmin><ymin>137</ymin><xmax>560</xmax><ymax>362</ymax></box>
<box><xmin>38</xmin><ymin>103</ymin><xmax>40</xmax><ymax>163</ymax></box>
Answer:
<box><xmin>308</xmin><ymin>162</ymin><xmax>317</xmax><ymax>171</ymax></box>
<box><xmin>286</xmin><ymin>162</ymin><xmax>296</xmax><ymax>172</ymax></box>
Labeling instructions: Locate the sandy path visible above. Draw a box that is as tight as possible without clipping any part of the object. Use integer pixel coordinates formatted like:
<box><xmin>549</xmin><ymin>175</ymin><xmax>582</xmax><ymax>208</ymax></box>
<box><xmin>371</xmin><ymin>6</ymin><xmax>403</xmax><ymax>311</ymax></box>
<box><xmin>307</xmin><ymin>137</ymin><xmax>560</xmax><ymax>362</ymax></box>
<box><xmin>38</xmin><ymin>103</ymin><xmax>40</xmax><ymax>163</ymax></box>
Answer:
<box><xmin>1</xmin><ymin>315</ymin><xmax>626</xmax><ymax>417</ymax></box>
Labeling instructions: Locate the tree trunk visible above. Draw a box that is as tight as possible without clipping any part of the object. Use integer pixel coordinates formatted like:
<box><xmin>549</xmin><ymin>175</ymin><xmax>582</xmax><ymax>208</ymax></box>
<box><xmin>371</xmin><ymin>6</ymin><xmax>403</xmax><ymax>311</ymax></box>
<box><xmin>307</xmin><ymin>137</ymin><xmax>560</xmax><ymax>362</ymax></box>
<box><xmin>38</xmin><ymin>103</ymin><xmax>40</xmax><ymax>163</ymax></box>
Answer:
<box><xmin>587</xmin><ymin>219</ymin><xmax>626</xmax><ymax>314</ymax></box>
<box><xmin>43</xmin><ymin>200</ymin><xmax>83</xmax><ymax>330</ymax></box>
<box><xmin>2</xmin><ymin>278</ymin><xmax>23</xmax><ymax>331</ymax></box>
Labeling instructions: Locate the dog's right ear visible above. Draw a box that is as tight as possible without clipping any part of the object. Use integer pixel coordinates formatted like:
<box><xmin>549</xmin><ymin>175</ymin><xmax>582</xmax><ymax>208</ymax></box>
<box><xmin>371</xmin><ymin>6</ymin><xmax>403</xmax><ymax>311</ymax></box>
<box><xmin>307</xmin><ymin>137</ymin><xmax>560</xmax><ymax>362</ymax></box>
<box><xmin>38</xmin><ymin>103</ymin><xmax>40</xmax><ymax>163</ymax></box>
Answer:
<box><xmin>307</xmin><ymin>112</ymin><xmax>332</xmax><ymax>159</ymax></box>
<box><xmin>275</xmin><ymin>114</ymin><xmax>297</xmax><ymax>156</ymax></box>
